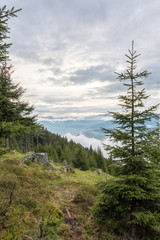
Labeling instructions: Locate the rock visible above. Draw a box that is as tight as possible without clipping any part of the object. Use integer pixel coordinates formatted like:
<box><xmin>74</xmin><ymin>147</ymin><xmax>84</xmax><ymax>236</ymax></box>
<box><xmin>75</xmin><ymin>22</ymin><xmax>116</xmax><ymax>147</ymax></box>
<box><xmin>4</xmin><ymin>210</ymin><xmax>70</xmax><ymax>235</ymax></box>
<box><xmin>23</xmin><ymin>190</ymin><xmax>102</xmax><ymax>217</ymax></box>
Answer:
<box><xmin>60</xmin><ymin>165</ymin><xmax>75</xmax><ymax>173</ymax></box>
<box><xmin>94</xmin><ymin>169</ymin><xmax>102</xmax><ymax>175</ymax></box>
<box><xmin>21</xmin><ymin>152</ymin><xmax>56</xmax><ymax>170</ymax></box>
<box><xmin>97</xmin><ymin>169</ymin><xmax>102</xmax><ymax>174</ymax></box>
<box><xmin>21</xmin><ymin>154</ymin><xmax>33</xmax><ymax>162</ymax></box>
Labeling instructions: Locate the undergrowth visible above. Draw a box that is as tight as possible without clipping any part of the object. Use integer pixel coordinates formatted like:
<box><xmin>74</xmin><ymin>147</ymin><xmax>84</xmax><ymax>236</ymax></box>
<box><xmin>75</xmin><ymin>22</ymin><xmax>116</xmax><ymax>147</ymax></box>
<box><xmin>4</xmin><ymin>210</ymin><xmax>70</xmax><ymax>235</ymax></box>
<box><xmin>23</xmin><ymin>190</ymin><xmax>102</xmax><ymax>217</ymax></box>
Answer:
<box><xmin>0</xmin><ymin>151</ymin><xmax>114</xmax><ymax>240</ymax></box>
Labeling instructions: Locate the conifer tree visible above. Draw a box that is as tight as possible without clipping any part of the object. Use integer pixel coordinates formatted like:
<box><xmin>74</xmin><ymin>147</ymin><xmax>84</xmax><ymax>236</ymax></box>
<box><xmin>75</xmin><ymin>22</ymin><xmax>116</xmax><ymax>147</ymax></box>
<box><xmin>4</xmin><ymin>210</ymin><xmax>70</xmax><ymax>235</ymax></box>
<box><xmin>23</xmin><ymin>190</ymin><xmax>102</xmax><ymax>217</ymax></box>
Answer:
<box><xmin>0</xmin><ymin>5</ymin><xmax>21</xmax><ymax>62</ymax></box>
<box><xmin>95</xmin><ymin>147</ymin><xmax>106</xmax><ymax>172</ymax></box>
<box><xmin>92</xmin><ymin>41</ymin><xmax>160</xmax><ymax>239</ymax></box>
<box><xmin>0</xmin><ymin>63</ymin><xmax>36</xmax><ymax>148</ymax></box>
<box><xmin>0</xmin><ymin>5</ymin><xmax>36</xmax><ymax>148</ymax></box>
<box><xmin>74</xmin><ymin>145</ymin><xmax>89</xmax><ymax>170</ymax></box>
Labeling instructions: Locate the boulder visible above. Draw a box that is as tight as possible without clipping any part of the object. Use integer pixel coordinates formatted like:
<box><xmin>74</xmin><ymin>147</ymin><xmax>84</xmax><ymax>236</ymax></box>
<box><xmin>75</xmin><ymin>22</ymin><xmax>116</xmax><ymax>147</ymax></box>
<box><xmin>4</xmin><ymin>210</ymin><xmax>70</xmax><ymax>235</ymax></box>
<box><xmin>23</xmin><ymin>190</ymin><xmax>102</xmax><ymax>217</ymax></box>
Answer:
<box><xmin>94</xmin><ymin>169</ymin><xmax>102</xmax><ymax>175</ymax></box>
<box><xmin>21</xmin><ymin>152</ymin><xmax>56</xmax><ymax>170</ymax></box>
<box><xmin>60</xmin><ymin>165</ymin><xmax>75</xmax><ymax>173</ymax></box>
<box><xmin>97</xmin><ymin>169</ymin><xmax>102</xmax><ymax>174</ymax></box>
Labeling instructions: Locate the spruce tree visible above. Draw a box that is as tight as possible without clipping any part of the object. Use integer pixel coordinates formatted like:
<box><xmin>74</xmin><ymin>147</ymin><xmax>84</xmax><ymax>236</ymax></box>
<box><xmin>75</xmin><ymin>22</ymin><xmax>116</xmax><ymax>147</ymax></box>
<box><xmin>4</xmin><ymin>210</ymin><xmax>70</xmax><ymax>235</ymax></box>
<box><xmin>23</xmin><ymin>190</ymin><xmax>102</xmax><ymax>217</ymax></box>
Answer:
<box><xmin>0</xmin><ymin>5</ymin><xmax>36</xmax><ymax>148</ymax></box>
<box><xmin>0</xmin><ymin>5</ymin><xmax>21</xmax><ymax>62</ymax></box>
<box><xmin>74</xmin><ymin>145</ymin><xmax>89</xmax><ymax>170</ymax></box>
<box><xmin>95</xmin><ymin>147</ymin><xmax>106</xmax><ymax>172</ymax></box>
<box><xmin>0</xmin><ymin>63</ymin><xmax>36</xmax><ymax>148</ymax></box>
<box><xmin>92</xmin><ymin>41</ymin><xmax>160</xmax><ymax>239</ymax></box>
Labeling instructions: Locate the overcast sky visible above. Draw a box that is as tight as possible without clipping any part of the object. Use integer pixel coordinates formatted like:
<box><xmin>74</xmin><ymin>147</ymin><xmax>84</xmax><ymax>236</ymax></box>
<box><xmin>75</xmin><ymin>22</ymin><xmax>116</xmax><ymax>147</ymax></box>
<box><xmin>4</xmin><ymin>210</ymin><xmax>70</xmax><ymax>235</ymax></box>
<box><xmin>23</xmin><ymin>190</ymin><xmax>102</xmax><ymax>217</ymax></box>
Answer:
<box><xmin>2</xmin><ymin>0</ymin><xmax>160</xmax><ymax>121</ymax></box>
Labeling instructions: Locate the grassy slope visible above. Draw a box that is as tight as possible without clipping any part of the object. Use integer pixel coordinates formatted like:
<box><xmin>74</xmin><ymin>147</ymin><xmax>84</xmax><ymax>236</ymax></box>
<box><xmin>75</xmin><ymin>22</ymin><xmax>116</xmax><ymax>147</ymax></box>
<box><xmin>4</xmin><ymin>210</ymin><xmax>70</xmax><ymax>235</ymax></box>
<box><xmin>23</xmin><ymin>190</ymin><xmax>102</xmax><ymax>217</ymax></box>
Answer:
<box><xmin>0</xmin><ymin>151</ymin><xmax>119</xmax><ymax>240</ymax></box>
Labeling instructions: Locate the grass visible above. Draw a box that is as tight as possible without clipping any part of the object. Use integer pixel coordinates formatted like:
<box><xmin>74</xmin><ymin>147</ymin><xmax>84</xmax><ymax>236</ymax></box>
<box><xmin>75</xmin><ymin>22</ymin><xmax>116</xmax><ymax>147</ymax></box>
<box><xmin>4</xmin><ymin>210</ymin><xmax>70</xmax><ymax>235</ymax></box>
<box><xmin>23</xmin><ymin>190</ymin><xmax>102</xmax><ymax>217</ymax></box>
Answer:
<box><xmin>0</xmin><ymin>151</ymin><xmax>116</xmax><ymax>240</ymax></box>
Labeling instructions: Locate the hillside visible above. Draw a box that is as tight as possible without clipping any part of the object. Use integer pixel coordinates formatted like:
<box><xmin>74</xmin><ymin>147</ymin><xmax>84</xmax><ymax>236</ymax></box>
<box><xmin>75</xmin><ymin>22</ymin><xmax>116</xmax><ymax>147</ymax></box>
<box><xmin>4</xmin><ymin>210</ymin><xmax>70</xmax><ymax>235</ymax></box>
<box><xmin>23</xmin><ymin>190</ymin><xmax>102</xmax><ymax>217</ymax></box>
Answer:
<box><xmin>8</xmin><ymin>127</ymin><xmax>108</xmax><ymax>172</ymax></box>
<box><xmin>0</xmin><ymin>151</ymin><xmax>119</xmax><ymax>240</ymax></box>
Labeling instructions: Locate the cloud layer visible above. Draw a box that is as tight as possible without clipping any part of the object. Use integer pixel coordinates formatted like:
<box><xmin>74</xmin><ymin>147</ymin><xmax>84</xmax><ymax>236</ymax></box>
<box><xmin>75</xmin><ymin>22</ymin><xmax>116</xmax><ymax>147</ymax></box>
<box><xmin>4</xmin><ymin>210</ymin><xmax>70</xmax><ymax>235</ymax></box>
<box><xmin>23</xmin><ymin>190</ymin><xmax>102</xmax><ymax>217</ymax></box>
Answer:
<box><xmin>65</xmin><ymin>133</ymin><xmax>110</xmax><ymax>157</ymax></box>
<box><xmin>2</xmin><ymin>0</ymin><xmax>160</xmax><ymax>121</ymax></box>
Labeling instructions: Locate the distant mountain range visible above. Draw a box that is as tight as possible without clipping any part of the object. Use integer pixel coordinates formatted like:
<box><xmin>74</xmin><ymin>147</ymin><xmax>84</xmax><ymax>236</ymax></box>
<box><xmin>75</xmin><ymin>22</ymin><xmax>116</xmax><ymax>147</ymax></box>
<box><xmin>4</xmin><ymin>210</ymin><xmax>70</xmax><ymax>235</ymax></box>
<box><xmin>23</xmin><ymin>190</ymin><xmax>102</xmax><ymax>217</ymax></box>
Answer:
<box><xmin>39</xmin><ymin>119</ymin><xmax>113</xmax><ymax>141</ymax></box>
<box><xmin>39</xmin><ymin>115</ymin><xmax>157</xmax><ymax>141</ymax></box>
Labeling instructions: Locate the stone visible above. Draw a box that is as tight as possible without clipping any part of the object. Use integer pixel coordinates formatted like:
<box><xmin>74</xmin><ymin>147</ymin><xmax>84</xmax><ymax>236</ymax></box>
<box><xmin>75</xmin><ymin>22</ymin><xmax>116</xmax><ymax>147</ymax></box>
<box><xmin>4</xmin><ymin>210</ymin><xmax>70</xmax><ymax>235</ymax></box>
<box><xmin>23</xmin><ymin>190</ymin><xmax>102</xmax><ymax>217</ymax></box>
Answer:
<box><xmin>60</xmin><ymin>165</ymin><xmax>75</xmax><ymax>173</ymax></box>
<box><xmin>94</xmin><ymin>169</ymin><xmax>102</xmax><ymax>175</ymax></box>
<box><xmin>97</xmin><ymin>169</ymin><xmax>102</xmax><ymax>174</ymax></box>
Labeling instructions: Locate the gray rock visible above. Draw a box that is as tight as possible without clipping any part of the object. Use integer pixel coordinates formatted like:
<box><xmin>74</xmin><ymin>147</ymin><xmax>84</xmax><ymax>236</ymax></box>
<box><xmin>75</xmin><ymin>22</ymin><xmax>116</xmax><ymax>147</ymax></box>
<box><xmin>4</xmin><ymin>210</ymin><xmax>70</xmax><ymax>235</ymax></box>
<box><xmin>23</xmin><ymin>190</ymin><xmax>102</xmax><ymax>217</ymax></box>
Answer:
<box><xmin>60</xmin><ymin>165</ymin><xmax>75</xmax><ymax>173</ymax></box>
<box><xmin>21</xmin><ymin>152</ymin><xmax>56</xmax><ymax>170</ymax></box>
<box><xmin>97</xmin><ymin>169</ymin><xmax>102</xmax><ymax>174</ymax></box>
<box><xmin>21</xmin><ymin>154</ymin><xmax>33</xmax><ymax>162</ymax></box>
<box><xmin>94</xmin><ymin>169</ymin><xmax>102</xmax><ymax>175</ymax></box>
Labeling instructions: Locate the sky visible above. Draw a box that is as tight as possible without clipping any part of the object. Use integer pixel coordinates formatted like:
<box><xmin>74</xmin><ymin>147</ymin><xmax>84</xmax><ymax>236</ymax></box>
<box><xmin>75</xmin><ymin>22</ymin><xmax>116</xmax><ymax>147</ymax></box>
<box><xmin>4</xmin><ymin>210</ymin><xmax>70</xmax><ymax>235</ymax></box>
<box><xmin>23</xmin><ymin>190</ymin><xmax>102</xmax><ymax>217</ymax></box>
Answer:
<box><xmin>1</xmin><ymin>0</ymin><xmax>160</xmax><ymax>123</ymax></box>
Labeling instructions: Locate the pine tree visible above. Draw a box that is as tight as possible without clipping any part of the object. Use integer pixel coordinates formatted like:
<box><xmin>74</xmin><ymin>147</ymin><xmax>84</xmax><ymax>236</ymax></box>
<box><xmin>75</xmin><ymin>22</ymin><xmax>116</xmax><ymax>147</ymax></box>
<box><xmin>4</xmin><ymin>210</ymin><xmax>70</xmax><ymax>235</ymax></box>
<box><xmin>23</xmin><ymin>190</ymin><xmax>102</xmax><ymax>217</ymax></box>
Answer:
<box><xmin>87</xmin><ymin>146</ymin><xmax>97</xmax><ymax>169</ymax></box>
<box><xmin>92</xmin><ymin>41</ymin><xmax>160</xmax><ymax>239</ymax></box>
<box><xmin>31</xmin><ymin>126</ymin><xmax>45</xmax><ymax>147</ymax></box>
<box><xmin>95</xmin><ymin>147</ymin><xmax>106</xmax><ymax>172</ymax></box>
<box><xmin>0</xmin><ymin>5</ymin><xmax>21</xmax><ymax>62</ymax></box>
<box><xmin>0</xmin><ymin>63</ymin><xmax>36</xmax><ymax>148</ymax></box>
<box><xmin>74</xmin><ymin>145</ymin><xmax>89</xmax><ymax>170</ymax></box>
<box><xmin>0</xmin><ymin>5</ymin><xmax>36</xmax><ymax>148</ymax></box>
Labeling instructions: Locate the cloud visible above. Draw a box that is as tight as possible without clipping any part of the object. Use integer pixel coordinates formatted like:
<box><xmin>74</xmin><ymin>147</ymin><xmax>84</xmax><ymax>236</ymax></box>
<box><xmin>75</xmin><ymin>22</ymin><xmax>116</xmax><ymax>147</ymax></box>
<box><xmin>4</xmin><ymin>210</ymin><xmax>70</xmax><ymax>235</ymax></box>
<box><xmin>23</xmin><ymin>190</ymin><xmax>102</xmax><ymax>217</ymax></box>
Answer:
<box><xmin>70</xmin><ymin>65</ymin><xmax>114</xmax><ymax>84</ymax></box>
<box><xmin>65</xmin><ymin>132</ymin><xmax>105</xmax><ymax>155</ymax></box>
<box><xmin>65</xmin><ymin>132</ymin><xmax>116</xmax><ymax>157</ymax></box>
<box><xmin>1</xmin><ymin>0</ymin><xmax>160</xmax><ymax>124</ymax></box>
<box><xmin>39</xmin><ymin>112</ymin><xmax>113</xmax><ymax>122</ymax></box>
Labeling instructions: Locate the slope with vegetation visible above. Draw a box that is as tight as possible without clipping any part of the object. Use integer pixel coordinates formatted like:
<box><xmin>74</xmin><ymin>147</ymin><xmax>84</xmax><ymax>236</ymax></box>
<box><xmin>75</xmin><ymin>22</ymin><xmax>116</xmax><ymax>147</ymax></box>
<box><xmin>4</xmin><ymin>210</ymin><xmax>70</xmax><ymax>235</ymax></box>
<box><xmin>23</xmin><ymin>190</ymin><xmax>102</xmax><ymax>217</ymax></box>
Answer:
<box><xmin>8</xmin><ymin>126</ymin><xmax>107</xmax><ymax>172</ymax></box>
<box><xmin>0</xmin><ymin>150</ymin><xmax>114</xmax><ymax>240</ymax></box>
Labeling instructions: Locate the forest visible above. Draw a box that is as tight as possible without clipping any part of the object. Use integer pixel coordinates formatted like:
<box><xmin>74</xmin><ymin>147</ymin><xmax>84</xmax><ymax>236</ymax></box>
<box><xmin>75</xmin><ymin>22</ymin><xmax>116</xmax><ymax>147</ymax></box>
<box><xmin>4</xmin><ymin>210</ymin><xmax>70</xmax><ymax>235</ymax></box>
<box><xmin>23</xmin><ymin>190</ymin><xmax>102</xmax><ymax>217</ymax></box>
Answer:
<box><xmin>8</xmin><ymin>126</ymin><xmax>108</xmax><ymax>172</ymax></box>
<box><xmin>0</xmin><ymin>4</ymin><xmax>160</xmax><ymax>240</ymax></box>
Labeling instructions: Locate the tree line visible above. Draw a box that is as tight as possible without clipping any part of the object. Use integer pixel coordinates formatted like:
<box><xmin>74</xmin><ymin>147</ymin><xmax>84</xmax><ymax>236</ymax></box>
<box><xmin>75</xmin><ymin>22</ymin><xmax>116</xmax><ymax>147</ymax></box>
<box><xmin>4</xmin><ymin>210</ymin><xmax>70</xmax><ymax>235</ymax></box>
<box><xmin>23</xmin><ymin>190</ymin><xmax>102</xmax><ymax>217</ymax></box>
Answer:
<box><xmin>7</xmin><ymin>126</ymin><xmax>107</xmax><ymax>171</ymax></box>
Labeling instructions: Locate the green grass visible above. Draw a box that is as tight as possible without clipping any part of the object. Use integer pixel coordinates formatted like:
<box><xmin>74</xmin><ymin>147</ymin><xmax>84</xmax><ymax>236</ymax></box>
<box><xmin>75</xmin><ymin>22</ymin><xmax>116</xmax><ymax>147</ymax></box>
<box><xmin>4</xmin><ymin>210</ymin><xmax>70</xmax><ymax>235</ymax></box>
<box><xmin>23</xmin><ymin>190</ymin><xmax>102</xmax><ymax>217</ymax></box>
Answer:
<box><xmin>0</xmin><ymin>151</ymin><xmax>115</xmax><ymax>240</ymax></box>
<box><xmin>0</xmin><ymin>149</ymin><xmax>26</xmax><ymax>160</ymax></box>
